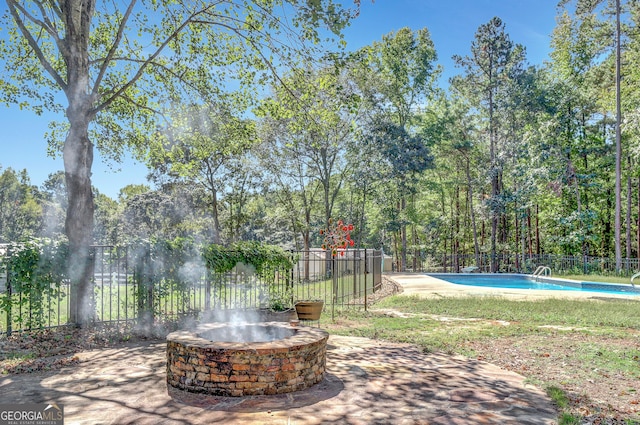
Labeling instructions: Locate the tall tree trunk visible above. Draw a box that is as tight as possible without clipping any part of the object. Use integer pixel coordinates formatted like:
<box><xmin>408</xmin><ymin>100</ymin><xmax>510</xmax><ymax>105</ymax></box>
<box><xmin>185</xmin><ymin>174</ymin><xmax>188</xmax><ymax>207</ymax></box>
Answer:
<box><xmin>604</xmin><ymin>189</ymin><xmax>614</xmax><ymax>256</ymax></box>
<box><xmin>571</xmin><ymin>161</ymin><xmax>587</xmax><ymax>257</ymax></box>
<box><xmin>499</xmin><ymin>173</ymin><xmax>508</xmax><ymax>245</ymax></box>
<box><xmin>637</xmin><ymin>176</ymin><xmax>640</xmax><ymax>262</ymax></box>
<box><xmin>614</xmin><ymin>0</ymin><xmax>623</xmax><ymax>271</ymax></box>
<box><xmin>521</xmin><ymin>205</ymin><xmax>527</xmax><ymax>272</ymax></box>
<box><xmin>64</xmin><ymin>104</ymin><xmax>96</xmax><ymax>326</ymax></box>
<box><xmin>228</xmin><ymin>197</ymin><xmax>234</xmax><ymax>243</ymax></box>
<box><xmin>393</xmin><ymin>230</ymin><xmax>401</xmax><ymax>272</ymax></box>
<box><xmin>626</xmin><ymin>156</ymin><xmax>632</xmax><ymax>263</ymax></box>
<box><xmin>441</xmin><ymin>190</ymin><xmax>447</xmax><ymax>272</ymax></box>
<box><xmin>535</xmin><ymin>204</ymin><xmax>540</xmax><ymax>256</ymax></box>
<box><xmin>411</xmin><ymin>194</ymin><xmax>418</xmax><ymax>271</ymax></box>
<box><xmin>211</xmin><ymin>190</ymin><xmax>222</xmax><ymax>244</ymax></box>
<box><xmin>527</xmin><ymin>207</ymin><xmax>533</xmax><ymax>255</ymax></box>
<box><xmin>412</xmin><ymin>224</ymin><xmax>419</xmax><ymax>272</ymax></box>
<box><xmin>465</xmin><ymin>156</ymin><xmax>480</xmax><ymax>267</ymax></box>
<box><xmin>400</xmin><ymin>197</ymin><xmax>407</xmax><ymax>271</ymax></box>
<box><xmin>454</xmin><ymin>185</ymin><xmax>460</xmax><ymax>272</ymax></box>
<box><xmin>63</xmin><ymin>0</ymin><xmax>97</xmax><ymax>326</ymax></box>
<box><xmin>489</xmin><ymin>86</ymin><xmax>499</xmax><ymax>273</ymax></box>
<box><xmin>442</xmin><ymin>236</ymin><xmax>447</xmax><ymax>273</ymax></box>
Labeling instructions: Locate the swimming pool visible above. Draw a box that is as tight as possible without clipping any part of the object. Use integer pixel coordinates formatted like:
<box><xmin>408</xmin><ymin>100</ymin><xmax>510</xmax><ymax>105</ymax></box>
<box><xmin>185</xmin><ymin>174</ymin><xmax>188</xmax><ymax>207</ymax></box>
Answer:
<box><xmin>427</xmin><ymin>273</ymin><xmax>640</xmax><ymax>296</ymax></box>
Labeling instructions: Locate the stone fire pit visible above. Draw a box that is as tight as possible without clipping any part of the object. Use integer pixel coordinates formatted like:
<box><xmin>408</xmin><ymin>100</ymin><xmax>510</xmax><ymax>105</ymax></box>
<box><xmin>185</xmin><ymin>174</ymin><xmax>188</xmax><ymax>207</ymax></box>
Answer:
<box><xmin>166</xmin><ymin>322</ymin><xmax>328</xmax><ymax>396</ymax></box>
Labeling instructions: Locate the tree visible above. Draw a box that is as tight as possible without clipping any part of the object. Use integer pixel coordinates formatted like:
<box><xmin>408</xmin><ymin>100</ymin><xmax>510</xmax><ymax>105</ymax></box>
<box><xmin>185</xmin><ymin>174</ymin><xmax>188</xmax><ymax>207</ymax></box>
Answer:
<box><xmin>119</xmin><ymin>184</ymin><xmax>200</xmax><ymax>242</ymax></box>
<box><xmin>366</xmin><ymin>120</ymin><xmax>433</xmax><ymax>270</ymax></box>
<box><xmin>1</xmin><ymin>0</ymin><xmax>359</xmax><ymax>325</ymax></box>
<box><xmin>552</xmin><ymin>0</ymin><xmax>639</xmax><ymax>263</ymax></box>
<box><xmin>0</xmin><ymin>167</ymin><xmax>42</xmax><ymax>242</ymax></box>
<box><xmin>429</xmin><ymin>93</ymin><xmax>484</xmax><ymax>269</ymax></box>
<box><xmin>39</xmin><ymin>171</ymin><xmax>67</xmax><ymax>239</ymax></box>
<box><xmin>257</xmin><ymin>65</ymin><xmax>360</xmax><ymax>251</ymax></box>
<box><xmin>355</xmin><ymin>27</ymin><xmax>440</xmax><ymax>270</ymax></box>
<box><xmin>452</xmin><ymin>17</ymin><xmax>527</xmax><ymax>272</ymax></box>
<box><xmin>93</xmin><ymin>191</ymin><xmax>119</xmax><ymax>245</ymax></box>
<box><xmin>148</xmin><ymin>104</ymin><xmax>256</xmax><ymax>244</ymax></box>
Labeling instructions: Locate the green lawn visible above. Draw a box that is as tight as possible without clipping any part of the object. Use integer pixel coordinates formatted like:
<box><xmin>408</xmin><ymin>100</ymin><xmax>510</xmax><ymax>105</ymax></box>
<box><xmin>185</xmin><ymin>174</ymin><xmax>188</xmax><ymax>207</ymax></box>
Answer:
<box><xmin>559</xmin><ymin>273</ymin><xmax>637</xmax><ymax>285</ymax></box>
<box><xmin>325</xmin><ymin>293</ymin><xmax>640</xmax><ymax>424</ymax></box>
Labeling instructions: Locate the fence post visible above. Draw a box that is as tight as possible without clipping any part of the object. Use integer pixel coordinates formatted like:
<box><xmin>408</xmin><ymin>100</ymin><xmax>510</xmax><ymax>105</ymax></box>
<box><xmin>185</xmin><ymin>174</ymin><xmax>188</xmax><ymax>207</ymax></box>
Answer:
<box><xmin>352</xmin><ymin>250</ymin><xmax>357</xmax><ymax>303</ymax></box>
<box><xmin>331</xmin><ymin>257</ymin><xmax>336</xmax><ymax>321</ymax></box>
<box><xmin>364</xmin><ymin>249</ymin><xmax>368</xmax><ymax>312</ymax></box>
<box><xmin>204</xmin><ymin>267</ymin><xmax>211</xmax><ymax>313</ymax></box>
<box><xmin>5</xmin><ymin>256</ymin><xmax>11</xmax><ymax>337</ymax></box>
<box><xmin>135</xmin><ymin>243</ymin><xmax>154</xmax><ymax>327</ymax></box>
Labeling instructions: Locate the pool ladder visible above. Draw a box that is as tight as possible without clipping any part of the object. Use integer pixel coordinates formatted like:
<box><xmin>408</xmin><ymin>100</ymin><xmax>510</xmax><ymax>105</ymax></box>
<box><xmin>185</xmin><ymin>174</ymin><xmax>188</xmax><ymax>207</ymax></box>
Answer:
<box><xmin>532</xmin><ymin>266</ymin><xmax>551</xmax><ymax>282</ymax></box>
<box><xmin>631</xmin><ymin>272</ymin><xmax>640</xmax><ymax>288</ymax></box>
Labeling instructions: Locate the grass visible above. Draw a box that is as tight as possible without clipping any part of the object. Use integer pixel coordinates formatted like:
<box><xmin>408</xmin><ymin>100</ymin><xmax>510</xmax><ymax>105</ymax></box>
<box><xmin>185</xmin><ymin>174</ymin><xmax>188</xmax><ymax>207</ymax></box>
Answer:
<box><xmin>373</xmin><ymin>295</ymin><xmax>640</xmax><ymax>330</ymax></box>
<box><xmin>547</xmin><ymin>386</ymin><xmax>583</xmax><ymax>425</ymax></box>
<box><xmin>325</xmin><ymin>294</ymin><xmax>640</xmax><ymax>422</ymax></box>
<box><xmin>559</xmin><ymin>273</ymin><xmax>637</xmax><ymax>285</ymax></box>
<box><xmin>573</xmin><ymin>343</ymin><xmax>640</xmax><ymax>377</ymax></box>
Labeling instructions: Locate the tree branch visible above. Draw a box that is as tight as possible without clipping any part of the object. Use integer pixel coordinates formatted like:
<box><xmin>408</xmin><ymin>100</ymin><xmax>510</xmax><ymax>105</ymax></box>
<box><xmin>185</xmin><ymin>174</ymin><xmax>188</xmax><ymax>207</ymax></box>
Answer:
<box><xmin>92</xmin><ymin>0</ymin><xmax>137</xmax><ymax>97</ymax></box>
<box><xmin>93</xmin><ymin>4</ymin><xmax>216</xmax><ymax>115</ymax></box>
<box><xmin>6</xmin><ymin>0</ymin><xmax>67</xmax><ymax>90</ymax></box>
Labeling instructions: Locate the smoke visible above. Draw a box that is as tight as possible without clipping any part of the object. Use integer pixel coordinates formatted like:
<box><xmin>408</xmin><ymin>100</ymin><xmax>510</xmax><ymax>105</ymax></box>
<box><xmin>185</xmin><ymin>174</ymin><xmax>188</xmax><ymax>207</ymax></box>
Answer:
<box><xmin>198</xmin><ymin>323</ymin><xmax>293</xmax><ymax>343</ymax></box>
<box><xmin>202</xmin><ymin>307</ymin><xmax>260</xmax><ymax>325</ymax></box>
<box><xmin>202</xmin><ymin>261</ymin><xmax>262</xmax><ymax>324</ymax></box>
<box><xmin>178</xmin><ymin>258</ymin><xmax>206</xmax><ymax>285</ymax></box>
<box><xmin>199</xmin><ymin>261</ymin><xmax>281</xmax><ymax>343</ymax></box>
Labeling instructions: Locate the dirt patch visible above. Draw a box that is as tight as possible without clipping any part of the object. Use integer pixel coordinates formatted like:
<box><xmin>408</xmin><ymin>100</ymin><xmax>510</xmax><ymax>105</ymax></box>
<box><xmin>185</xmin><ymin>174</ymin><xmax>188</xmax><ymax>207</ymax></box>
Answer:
<box><xmin>0</xmin><ymin>325</ymin><xmax>160</xmax><ymax>374</ymax></box>
<box><xmin>468</xmin><ymin>332</ymin><xmax>640</xmax><ymax>423</ymax></box>
<box><xmin>369</xmin><ymin>307</ymin><xmax>640</xmax><ymax>423</ymax></box>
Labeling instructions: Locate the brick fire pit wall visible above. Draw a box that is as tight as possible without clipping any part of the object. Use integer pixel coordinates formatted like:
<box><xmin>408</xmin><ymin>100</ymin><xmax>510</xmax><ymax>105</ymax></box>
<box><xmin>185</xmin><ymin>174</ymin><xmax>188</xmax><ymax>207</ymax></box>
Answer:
<box><xmin>166</xmin><ymin>322</ymin><xmax>329</xmax><ymax>396</ymax></box>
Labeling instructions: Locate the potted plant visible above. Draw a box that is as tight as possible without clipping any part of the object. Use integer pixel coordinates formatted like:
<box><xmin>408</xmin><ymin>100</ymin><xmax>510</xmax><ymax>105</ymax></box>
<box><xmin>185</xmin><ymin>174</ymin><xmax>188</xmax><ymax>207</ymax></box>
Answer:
<box><xmin>260</xmin><ymin>288</ymin><xmax>297</xmax><ymax>322</ymax></box>
<box><xmin>294</xmin><ymin>300</ymin><xmax>324</xmax><ymax>321</ymax></box>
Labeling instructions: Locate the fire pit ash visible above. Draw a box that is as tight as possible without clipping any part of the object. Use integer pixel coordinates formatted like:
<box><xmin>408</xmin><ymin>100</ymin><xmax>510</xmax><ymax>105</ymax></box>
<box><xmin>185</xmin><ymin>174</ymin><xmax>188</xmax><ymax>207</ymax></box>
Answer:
<box><xmin>166</xmin><ymin>321</ymin><xmax>328</xmax><ymax>396</ymax></box>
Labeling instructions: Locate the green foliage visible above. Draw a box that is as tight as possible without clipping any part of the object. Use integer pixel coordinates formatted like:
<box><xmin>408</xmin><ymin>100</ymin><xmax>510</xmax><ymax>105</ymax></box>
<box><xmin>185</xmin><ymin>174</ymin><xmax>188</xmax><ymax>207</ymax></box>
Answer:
<box><xmin>0</xmin><ymin>238</ymin><xmax>68</xmax><ymax>329</ymax></box>
<box><xmin>361</xmin><ymin>27</ymin><xmax>440</xmax><ymax>127</ymax></box>
<box><xmin>202</xmin><ymin>241</ymin><xmax>294</xmax><ymax>278</ymax></box>
<box><xmin>0</xmin><ymin>1</ymin><xmax>359</xmax><ymax>161</ymax></box>
<box><xmin>267</xmin><ymin>285</ymin><xmax>294</xmax><ymax>311</ymax></box>
<box><xmin>5</xmin><ymin>1</ymin><xmax>640</xmax><ymax>274</ymax></box>
<box><xmin>0</xmin><ymin>168</ymin><xmax>43</xmax><ymax>242</ymax></box>
<box><xmin>130</xmin><ymin>237</ymin><xmax>202</xmax><ymax>318</ymax></box>
<box><xmin>202</xmin><ymin>241</ymin><xmax>296</xmax><ymax>310</ymax></box>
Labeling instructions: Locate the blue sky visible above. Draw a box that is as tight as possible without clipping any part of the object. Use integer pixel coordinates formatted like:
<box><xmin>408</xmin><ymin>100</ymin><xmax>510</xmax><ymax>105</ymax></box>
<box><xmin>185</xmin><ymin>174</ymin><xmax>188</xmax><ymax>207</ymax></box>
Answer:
<box><xmin>0</xmin><ymin>0</ymin><xmax>560</xmax><ymax>199</ymax></box>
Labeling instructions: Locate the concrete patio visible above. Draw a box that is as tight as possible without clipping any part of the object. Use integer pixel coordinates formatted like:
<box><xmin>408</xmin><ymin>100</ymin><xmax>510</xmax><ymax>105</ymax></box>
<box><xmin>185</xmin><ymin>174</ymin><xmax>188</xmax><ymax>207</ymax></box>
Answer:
<box><xmin>0</xmin><ymin>333</ymin><xmax>557</xmax><ymax>424</ymax></box>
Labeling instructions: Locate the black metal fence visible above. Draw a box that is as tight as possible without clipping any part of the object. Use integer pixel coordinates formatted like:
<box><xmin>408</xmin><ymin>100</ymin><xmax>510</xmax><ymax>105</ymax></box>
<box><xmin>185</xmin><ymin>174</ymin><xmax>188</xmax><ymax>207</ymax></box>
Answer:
<box><xmin>0</xmin><ymin>246</ymin><xmax>383</xmax><ymax>336</ymax></box>
<box><xmin>414</xmin><ymin>253</ymin><xmax>640</xmax><ymax>276</ymax></box>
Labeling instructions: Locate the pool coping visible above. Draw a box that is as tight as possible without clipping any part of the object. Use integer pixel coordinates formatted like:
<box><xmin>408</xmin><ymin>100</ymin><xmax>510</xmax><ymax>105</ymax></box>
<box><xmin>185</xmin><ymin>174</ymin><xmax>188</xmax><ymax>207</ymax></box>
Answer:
<box><xmin>536</xmin><ymin>275</ymin><xmax>640</xmax><ymax>295</ymax></box>
<box><xmin>420</xmin><ymin>273</ymin><xmax>640</xmax><ymax>298</ymax></box>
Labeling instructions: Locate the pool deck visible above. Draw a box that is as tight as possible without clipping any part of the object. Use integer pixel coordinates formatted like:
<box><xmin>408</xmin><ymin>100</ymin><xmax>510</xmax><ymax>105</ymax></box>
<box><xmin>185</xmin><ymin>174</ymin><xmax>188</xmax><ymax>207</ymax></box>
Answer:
<box><xmin>390</xmin><ymin>272</ymin><xmax>640</xmax><ymax>301</ymax></box>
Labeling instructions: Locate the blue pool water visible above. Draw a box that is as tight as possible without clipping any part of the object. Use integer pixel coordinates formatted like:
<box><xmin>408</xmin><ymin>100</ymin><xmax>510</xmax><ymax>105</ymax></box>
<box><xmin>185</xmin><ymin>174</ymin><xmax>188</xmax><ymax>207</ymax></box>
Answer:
<box><xmin>428</xmin><ymin>273</ymin><xmax>640</xmax><ymax>296</ymax></box>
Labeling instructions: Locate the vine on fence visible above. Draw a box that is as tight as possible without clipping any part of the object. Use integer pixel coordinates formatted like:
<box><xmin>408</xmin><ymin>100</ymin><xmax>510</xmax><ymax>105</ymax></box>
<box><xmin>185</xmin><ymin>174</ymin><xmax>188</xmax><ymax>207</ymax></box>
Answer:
<box><xmin>202</xmin><ymin>241</ymin><xmax>295</xmax><ymax>310</ymax></box>
<box><xmin>202</xmin><ymin>241</ymin><xmax>293</xmax><ymax>279</ymax></box>
<box><xmin>0</xmin><ymin>238</ymin><xmax>67</xmax><ymax>330</ymax></box>
<box><xmin>130</xmin><ymin>237</ymin><xmax>203</xmax><ymax>321</ymax></box>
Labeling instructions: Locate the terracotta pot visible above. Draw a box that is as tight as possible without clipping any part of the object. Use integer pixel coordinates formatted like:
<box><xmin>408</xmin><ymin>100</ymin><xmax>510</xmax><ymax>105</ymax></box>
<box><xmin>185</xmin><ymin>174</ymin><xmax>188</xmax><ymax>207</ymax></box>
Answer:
<box><xmin>294</xmin><ymin>301</ymin><xmax>324</xmax><ymax>321</ymax></box>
